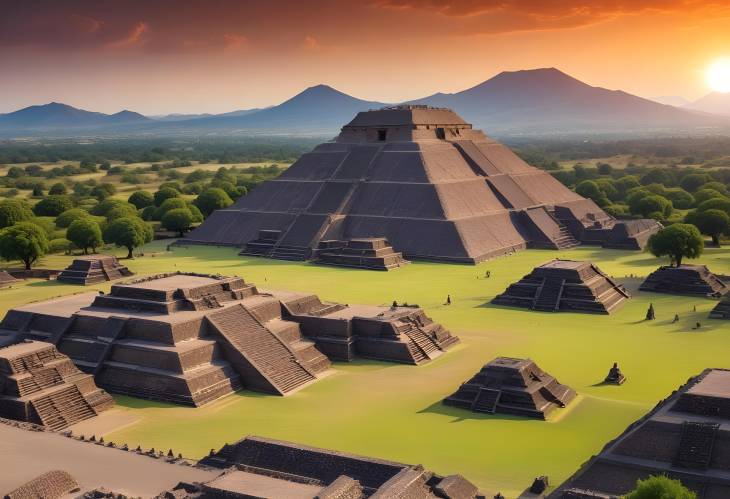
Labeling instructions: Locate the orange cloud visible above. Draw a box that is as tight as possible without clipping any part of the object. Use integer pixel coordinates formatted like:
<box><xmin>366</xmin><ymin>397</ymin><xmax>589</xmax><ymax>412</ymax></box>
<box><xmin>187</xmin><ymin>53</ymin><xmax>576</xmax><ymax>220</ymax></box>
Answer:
<box><xmin>107</xmin><ymin>21</ymin><xmax>148</xmax><ymax>48</ymax></box>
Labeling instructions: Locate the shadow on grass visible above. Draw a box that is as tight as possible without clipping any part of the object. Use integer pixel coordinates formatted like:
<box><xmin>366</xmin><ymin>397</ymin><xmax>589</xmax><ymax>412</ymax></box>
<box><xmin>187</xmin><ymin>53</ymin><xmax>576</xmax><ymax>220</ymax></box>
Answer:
<box><xmin>112</xmin><ymin>395</ymin><xmax>181</xmax><ymax>410</ymax></box>
<box><xmin>418</xmin><ymin>400</ymin><xmax>526</xmax><ymax>422</ymax></box>
<box><xmin>25</xmin><ymin>280</ymin><xmax>69</xmax><ymax>288</ymax></box>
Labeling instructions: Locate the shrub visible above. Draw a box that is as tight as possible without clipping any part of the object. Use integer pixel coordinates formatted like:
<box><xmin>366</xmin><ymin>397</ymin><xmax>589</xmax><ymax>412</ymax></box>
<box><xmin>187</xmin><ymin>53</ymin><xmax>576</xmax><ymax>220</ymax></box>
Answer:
<box><xmin>33</xmin><ymin>195</ymin><xmax>74</xmax><ymax>217</ymax></box>
<box><xmin>48</xmin><ymin>238</ymin><xmax>73</xmax><ymax>254</ymax></box>
<box><xmin>153</xmin><ymin>187</ymin><xmax>180</xmax><ymax>207</ymax></box>
<box><xmin>697</xmin><ymin>198</ymin><xmax>730</xmax><ymax>217</ymax></box>
<box><xmin>0</xmin><ymin>199</ymin><xmax>34</xmax><ymax>228</ymax></box>
<box><xmin>55</xmin><ymin>208</ymin><xmax>91</xmax><ymax>228</ymax></box>
<box><xmin>693</xmin><ymin>189</ymin><xmax>726</xmax><ymax>206</ymax></box>
<box><xmin>128</xmin><ymin>190</ymin><xmax>154</xmax><ymax>209</ymax></box>
<box><xmin>154</xmin><ymin>198</ymin><xmax>188</xmax><ymax>221</ymax></box>
<box><xmin>48</xmin><ymin>182</ymin><xmax>67</xmax><ymax>195</ymax></box>
<box><xmin>635</xmin><ymin>195</ymin><xmax>673</xmax><ymax>218</ymax></box>
<box><xmin>664</xmin><ymin>188</ymin><xmax>694</xmax><ymax>209</ymax></box>
<box><xmin>624</xmin><ymin>475</ymin><xmax>696</xmax><ymax>499</ymax></box>
<box><xmin>680</xmin><ymin>173</ymin><xmax>712</xmax><ymax>192</ymax></box>
<box><xmin>194</xmin><ymin>188</ymin><xmax>233</xmax><ymax>216</ymax></box>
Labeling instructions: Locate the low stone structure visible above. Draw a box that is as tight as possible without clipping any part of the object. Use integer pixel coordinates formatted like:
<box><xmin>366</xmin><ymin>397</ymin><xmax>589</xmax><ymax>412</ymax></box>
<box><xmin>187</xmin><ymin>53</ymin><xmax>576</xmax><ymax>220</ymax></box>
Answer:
<box><xmin>57</xmin><ymin>255</ymin><xmax>133</xmax><ymax>285</ymax></box>
<box><xmin>639</xmin><ymin>264</ymin><xmax>729</xmax><ymax>297</ymax></box>
<box><xmin>0</xmin><ymin>270</ymin><xmax>21</xmax><ymax>288</ymax></box>
<box><xmin>492</xmin><ymin>260</ymin><xmax>629</xmax><ymax>314</ymax></box>
<box><xmin>314</xmin><ymin>238</ymin><xmax>410</xmax><ymax>271</ymax></box>
<box><xmin>4</xmin><ymin>470</ymin><xmax>80</xmax><ymax>499</ymax></box>
<box><xmin>0</xmin><ymin>272</ymin><xmax>458</xmax><ymax>406</ymax></box>
<box><xmin>443</xmin><ymin>357</ymin><xmax>576</xmax><ymax>419</ymax></box>
<box><xmin>199</xmin><ymin>435</ymin><xmax>486</xmax><ymax>498</ymax></box>
<box><xmin>0</xmin><ymin>340</ymin><xmax>113</xmax><ymax>431</ymax></box>
<box><xmin>549</xmin><ymin>368</ymin><xmax>730</xmax><ymax>498</ymax></box>
<box><xmin>710</xmin><ymin>296</ymin><xmax>730</xmax><ymax>320</ymax></box>
<box><xmin>603</xmin><ymin>363</ymin><xmax>626</xmax><ymax>385</ymax></box>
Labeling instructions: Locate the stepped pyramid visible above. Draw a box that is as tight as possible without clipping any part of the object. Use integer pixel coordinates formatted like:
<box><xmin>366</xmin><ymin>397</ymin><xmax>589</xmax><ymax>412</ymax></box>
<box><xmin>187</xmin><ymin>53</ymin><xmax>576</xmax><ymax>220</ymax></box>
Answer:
<box><xmin>550</xmin><ymin>369</ymin><xmax>730</xmax><ymax>498</ymax></box>
<box><xmin>0</xmin><ymin>272</ymin><xmax>458</xmax><ymax>406</ymax></box>
<box><xmin>57</xmin><ymin>255</ymin><xmax>133</xmax><ymax>285</ymax></box>
<box><xmin>185</xmin><ymin>106</ymin><xmax>659</xmax><ymax>264</ymax></box>
<box><xmin>492</xmin><ymin>259</ymin><xmax>630</xmax><ymax>314</ymax></box>
<box><xmin>443</xmin><ymin>357</ymin><xmax>576</xmax><ymax>419</ymax></box>
<box><xmin>0</xmin><ymin>270</ymin><xmax>21</xmax><ymax>288</ymax></box>
<box><xmin>0</xmin><ymin>340</ymin><xmax>113</xmax><ymax>430</ymax></box>
<box><xmin>640</xmin><ymin>264</ymin><xmax>729</xmax><ymax>297</ymax></box>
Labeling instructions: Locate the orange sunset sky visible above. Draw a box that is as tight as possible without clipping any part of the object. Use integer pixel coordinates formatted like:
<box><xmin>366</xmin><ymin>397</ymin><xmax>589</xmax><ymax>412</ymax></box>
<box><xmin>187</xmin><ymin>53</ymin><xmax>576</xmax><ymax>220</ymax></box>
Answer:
<box><xmin>2</xmin><ymin>0</ymin><xmax>730</xmax><ymax>114</ymax></box>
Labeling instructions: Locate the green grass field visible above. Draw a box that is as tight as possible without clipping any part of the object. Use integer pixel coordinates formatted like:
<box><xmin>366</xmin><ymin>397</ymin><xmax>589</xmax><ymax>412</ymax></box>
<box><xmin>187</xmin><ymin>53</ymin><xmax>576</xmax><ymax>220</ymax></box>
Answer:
<box><xmin>2</xmin><ymin>242</ymin><xmax>730</xmax><ymax>495</ymax></box>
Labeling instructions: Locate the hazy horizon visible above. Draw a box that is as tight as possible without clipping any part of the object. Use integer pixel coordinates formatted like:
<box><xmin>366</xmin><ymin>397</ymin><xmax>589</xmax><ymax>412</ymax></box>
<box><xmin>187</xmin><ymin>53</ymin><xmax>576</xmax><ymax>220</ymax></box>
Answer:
<box><xmin>3</xmin><ymin>0</ymin><xmax>730</xmax><ymax>114</ymax></box>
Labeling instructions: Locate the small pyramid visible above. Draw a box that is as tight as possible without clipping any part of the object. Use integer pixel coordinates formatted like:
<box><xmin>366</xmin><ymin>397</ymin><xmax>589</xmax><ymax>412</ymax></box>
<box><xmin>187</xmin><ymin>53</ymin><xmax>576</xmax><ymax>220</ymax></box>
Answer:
<box><xmin>492</xmin><ymin>259</ymin><xmax>629</xmax><ymax>314</ymax></box>
<box><xmin>604</xmin><ymin>362</ymin><xmax>626</xmax><ymax>385</ymax></box>
<box><xmin>639</xmin><ymin>264</ymin><xmax>729</xmax><ymax>297</ymax></box>
<box><xmin>443</xmin><ymin>357</ymin><xmax>576</xmax><ymax>419</ymax></box>
<box><xmin>57</xmin><ymin>255</ymin><xmax>133</xmax><ymax>285</ymax></box>
<box><xmin>0</xmin><ymin>271</ymin><xmax>21</xmax><ymax>288</ymax></box>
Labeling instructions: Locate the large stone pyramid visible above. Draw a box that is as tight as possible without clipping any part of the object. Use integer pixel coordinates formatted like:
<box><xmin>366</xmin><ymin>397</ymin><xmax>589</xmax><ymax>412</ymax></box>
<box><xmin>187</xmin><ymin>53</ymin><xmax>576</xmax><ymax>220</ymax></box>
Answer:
<box><xmin>185</xmin><ymin>106</ymin><xmax>659</xmax><ymax>263</ymax></box>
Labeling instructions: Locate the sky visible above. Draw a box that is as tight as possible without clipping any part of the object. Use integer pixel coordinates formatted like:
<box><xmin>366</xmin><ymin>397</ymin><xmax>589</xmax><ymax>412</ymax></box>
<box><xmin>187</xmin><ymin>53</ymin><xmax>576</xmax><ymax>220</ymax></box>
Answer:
<box><xmin>1</xmin><ymin>0</ymin><xmax>730</xmax><ymax>114</ymax></box>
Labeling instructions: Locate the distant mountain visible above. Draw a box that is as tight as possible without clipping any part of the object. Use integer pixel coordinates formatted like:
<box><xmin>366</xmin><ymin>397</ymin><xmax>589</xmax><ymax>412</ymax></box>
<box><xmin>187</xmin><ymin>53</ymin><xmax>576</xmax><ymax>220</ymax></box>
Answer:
<box><xmin>152</xmin><ymin>108</ymin><xmax>265</xmax><ymax>122</ymax></box>
<box><xmin>651</xmin><ymin>95</ymin><xmax>690</xmax><ymax>107</ymax></box>
<box><xmin>406</xmin><ymin>68</ymin><xmax>726</xmax><ymax>133</ymax></box>
<box><xmin>174</xmin><ymin>85</ymin><xmax>387</xmax><ymax>132</ymax></box>
<box><xmin>0</xmin><ymin>102</ymin><xmax>149</xmax><ymax>129</ymax></box>
<box><xmin>685</xmin><ymin>92</ymin><xmax>730</xmax><ymax>116</ymax></box>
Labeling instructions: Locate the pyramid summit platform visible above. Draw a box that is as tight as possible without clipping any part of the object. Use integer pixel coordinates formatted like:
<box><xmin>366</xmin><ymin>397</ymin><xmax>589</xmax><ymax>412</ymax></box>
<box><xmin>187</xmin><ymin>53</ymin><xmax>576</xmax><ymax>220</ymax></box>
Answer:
<box><xmin>184</xmin><ymin>106</ymin><xmax>660</xmax><ymax>264</ymax></box>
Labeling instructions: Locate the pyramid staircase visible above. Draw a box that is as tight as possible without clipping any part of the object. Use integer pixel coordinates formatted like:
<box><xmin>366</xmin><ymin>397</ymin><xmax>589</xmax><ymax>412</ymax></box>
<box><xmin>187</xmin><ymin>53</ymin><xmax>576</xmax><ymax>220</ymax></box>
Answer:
<box><xmin>471</xmin><ymin>388</ymin><xmax>501</xmax><ymax>413</ymax></box>
<box><xmin>57</xmin><ymin>316</ymin><xmax>126</xmax><ymax>375</ymax></box>
<box><xmin>533</xmin><ymin>278</ymin><xmax>565</xmax><ymax>311</ymax></box>
<box><xmin>674</xmin><ymin>421</ymin><xmax>719</xmax><ymax>469</ymax></box>
<box><xmin>207</xmin><ymin>304</ymin><xmax>317</xmax><ymax>395</ymax></box>
<box><xmin>29</xmin><ymin>385</ymin><xmax>96</xmax><ymax>431</ymax></box>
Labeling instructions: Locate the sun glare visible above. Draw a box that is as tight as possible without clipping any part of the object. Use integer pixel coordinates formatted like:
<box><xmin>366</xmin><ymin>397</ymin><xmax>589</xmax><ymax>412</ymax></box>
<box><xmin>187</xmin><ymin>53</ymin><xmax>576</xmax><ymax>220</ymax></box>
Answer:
<box><xmin>707</xmin><ymin>58</ymin><xmax>730</xmax><ymax>93</ymax></box>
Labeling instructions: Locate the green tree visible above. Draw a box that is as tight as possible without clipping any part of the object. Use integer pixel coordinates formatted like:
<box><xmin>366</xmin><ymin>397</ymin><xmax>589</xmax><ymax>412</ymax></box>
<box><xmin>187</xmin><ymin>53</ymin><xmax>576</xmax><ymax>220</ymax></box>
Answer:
<box><xmin>33</xmin><ymin>195</ymin><xmax>74</xmax><ymax>217</ymax></box>
<box><xmin>647</xmin><ymin>223</ymin><xmax>704</xmax><ymax>266</ymax></box>
<box><xmin>575</xmin><ymin>180</ymin><xmax>609</xmax><ymax>206</ymax></box>
<box><xmin>0</xmin><ymin>199</ymin><xmax>34</xmax><ymax>228</ymax></box>
<box><xmin>154</xmin><ymin>187</ymin><xmax>181</xmax><ymax>207</ymax></box>
<box><xmin>693</xmin><ymin>189</ymin><xmax>726</xmax><ymax>206</ymax></box>
<box><xmin>641</xmin><ymin>168</ymin><xmax>673</xmax><ymax>186</ymax></box>
<box><xmin>680</xmin><ymin>173</ymin><xmax>711</xmax><ymax>192</ymax></box>
<box><xmin>595</xmin><ymin>179</ymin><xmax>620</xmax><ymax>202</ymax></box>
<box><xmin>128</xmin><ymin>190</ymin><xmax>154</xmax><ymax>209</ymax></box>
<box><xmin>55</xmin><ymin>208</ymin><xmax>92</xmax><ymax>228</ymax></box>
<box><xmin>664</xmin><ymin>188</ymin><xmax>694</xmax><ymax>209</ymax></box>
<box><xmin>194</xmin><ymin>187</ymin><xmax>233</xmax><ymax>216</ymax></box>
<box><xmin>614</xmin><ymin>175</ymin><xmax>641</xmax><ymax>195</ymax></box>
<box><xmin>66</xmin><ymin>219</ymin><xmax>103</xmax><ymax>254</ymax></box>
<box><xmin>685</xmin><ymin>209</ymin><xmax>729</xmax><ymax>246</ymax></box>
<box><xmin>91</xmin><ymin>183</ymin><xmax>116</xmax><ymax>201</ymax></box>
<box><xmin>161</xmin><ymin>208</ymin><xmax>194</xmax><ymax>237</ymax></box>
<box><xmin>154</xmin><ymin>197</ymin><xmax>188</xmax><ymax>221</ymax></box>
<box><xmin>624</xmin><ymin>475</ymin><xmax>696</xmax><ymax>499</ymax></box>
<box><xmin>103</xmin><ymin>217</ymin><xmax>152</xmax><ymax>259</ymax></box>
<box><xmin>635</xmin><ymin>195</ymin><xmax>673</xmax><ymax>219</ymax></box>
<box><xmin>48</xmin><ymin>182</ymin><xmax>68</xmax><ymax>195</ymax></box>
<box><xmin>0</xmin><ymin>221</ymin><xmax>49</xmax><ymax>270</ymax></box>
<box><xmin>106</xmin><ymin>204</ymin><xmax>139</xmax><ymax>222</ymax></box>
<box><xmin>697</xmin><ymin>198</ymin><xmax>730</xmax><ymax>217</ymax></box>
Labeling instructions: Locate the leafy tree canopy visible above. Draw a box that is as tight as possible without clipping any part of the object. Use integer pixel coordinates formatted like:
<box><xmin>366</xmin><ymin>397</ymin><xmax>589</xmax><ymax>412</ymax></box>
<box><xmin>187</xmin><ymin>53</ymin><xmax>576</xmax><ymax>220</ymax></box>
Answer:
<box><xmin>0</xmin><ymin>221</ymin><xmax>49</xmax><ymax>270</ymax></box>
<box><xmin>647</xmin><ymin>223</ymin><xmax>704</xmax><ymax>266</ymax></box>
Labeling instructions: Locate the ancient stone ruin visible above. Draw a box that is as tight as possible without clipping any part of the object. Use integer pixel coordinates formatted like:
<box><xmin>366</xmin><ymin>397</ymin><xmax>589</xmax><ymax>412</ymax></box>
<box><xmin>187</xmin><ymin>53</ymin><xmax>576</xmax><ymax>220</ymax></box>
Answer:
<box><xmin>492</xmin><ymin>260</ymin><xmax>630</xmax><ymax>314</ymax></box>
<box><xmin>4</xmin><ymin>470</ymin><xmax>80</xmax><ymax>499</ymax></box>
<box><xmin>639</xmin><ymin>264</ymin><xmax>729</xmax><ymax>297</ymax></box>
<box><xmin>549</xmin><ymin>368</ymin><xmax>730</xmax><ymax>498</ymax></box>
<box><xmin>0</xmin><ymin>340</ymin><xmax>113</xmax><ymax>430</ymax></box>
<box><xmin>710</xmin><ymin>295</ymin><xmax>730</xmax><ymax>320</ymax></box>
<box><xmin>443</xmin><ymin>357</ymin><xmax>576</xmax><ymax>419</ymax></box>
<box><xmin>315</xmin><ymin>237</ymin><xmax>409</xmax><ymax>270</ymax></box>
<box><xmin>183</xmin><ymin>106</ymin><xmax>659</xmax><ymax>264</ymax></box>
<box><xmin>199</xmin><ymin>435</ymin><xmax>486</xmax><ymax>498</ymax></box>
<box><xmin>0</xmin><ymin>270</ymin><xmax>21</xmax><ymax>288</ymax></box>
<box><xmin>603</xmin><ymin>363</ymin><xmax>626</xmax><ymax>385</ymax></box>
<box><xmin>56</xmin><ymin>255</ymin><xmax>133</xmax><ymax>285</ymax></box>
<box><xmin>0</xmin><ymin>272</ymin><xmax>458</xmax><ymax>406</ymax></box>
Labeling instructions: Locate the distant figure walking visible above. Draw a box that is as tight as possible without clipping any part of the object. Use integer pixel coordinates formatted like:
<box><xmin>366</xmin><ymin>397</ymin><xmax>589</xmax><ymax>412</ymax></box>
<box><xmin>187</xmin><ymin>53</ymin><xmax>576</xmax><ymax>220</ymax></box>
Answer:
<box><xmin>485</xmin><ymin>270</ymin><xmax>491</xmax><ymax>278</ymax></box>
<box><xmin>645</xmin><ymin>303</ymin><xmax>655</xmax><ymax>321</ymax></box>
<box><xmin>693</xmin><ymin>322</ymin><xmax>702</xmax><ymax>330</ymax></box>
<box><xmin>693</xmin><ymin>305</ymin><xmax>697</xmax><ymax>312</ymax></box>
<box><xmin>445</xmin><ymin>294</ymin><xmax>452</xmax><ymax>305</ymax></box>
<box><xmin>672</xmin><ymin>314</ymin><xmax>679</xmax><ymax>323</ymax></box>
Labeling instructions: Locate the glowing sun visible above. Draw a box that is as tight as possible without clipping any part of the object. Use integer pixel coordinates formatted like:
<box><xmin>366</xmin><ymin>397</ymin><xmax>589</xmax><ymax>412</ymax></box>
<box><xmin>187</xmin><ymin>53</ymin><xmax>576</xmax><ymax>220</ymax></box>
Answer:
<box><xmin>707</xmin><ymin>58</ymin><xmax>730</xmax><ymax>93</ymax></box>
